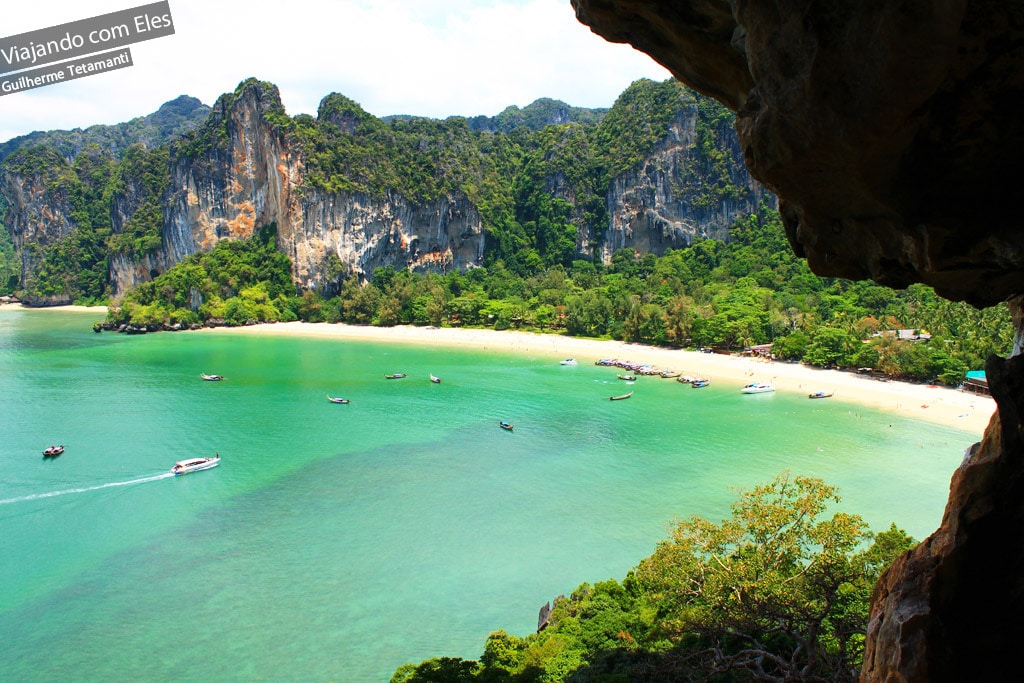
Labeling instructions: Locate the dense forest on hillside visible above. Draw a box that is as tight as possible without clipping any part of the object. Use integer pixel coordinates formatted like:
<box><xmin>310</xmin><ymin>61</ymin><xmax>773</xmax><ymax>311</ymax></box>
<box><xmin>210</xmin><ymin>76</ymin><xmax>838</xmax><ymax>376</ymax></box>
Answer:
<box><xmin>3</xmin><ymin>78</ymin><xmax>1012</xmax><ymax>381</ymax></box>
<box><xmin>0</xmin><ymin>95</ymin><xmax>210</xmax><ymax>165</ymax></box>
<box><xmin>106</xmin><ymin>209</ymin><xmax>1011</xmax><ymax>385</ymax></box>
<box><xmin>391</xmin><ymin>474</ymin><xmax>916</xmax><ymax>683</ymax></box>
<box><xmin>2</xmin><ymin>78</ymin><xmax>751</xmax><ymax>302</ymax></box>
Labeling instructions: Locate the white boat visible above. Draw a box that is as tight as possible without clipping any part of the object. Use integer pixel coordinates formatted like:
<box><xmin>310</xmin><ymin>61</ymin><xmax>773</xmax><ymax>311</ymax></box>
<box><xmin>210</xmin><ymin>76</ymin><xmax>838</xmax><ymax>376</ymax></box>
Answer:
<box><xmin>430</xmin><ymin>374</ymin><xmax>442</xmax><ymax>384</ymax></box>
<box><xmin>200</xmin><ymin>374</ymin><xmax>224</xmax><ymax>381</ymax></box>
<box><xmin>560</xmin><ymin>358</ymin><xmax>578</xmax><ymax>365</ymax></box>
<box><xmin>171</xmin><ymin>456</ymin><xmax>221</xmax><ymax>475</ymax></box>
<box><xmin>740</xmin><ymin>382</ymin><xmax>775</xmax><ymax>394</ymax></box>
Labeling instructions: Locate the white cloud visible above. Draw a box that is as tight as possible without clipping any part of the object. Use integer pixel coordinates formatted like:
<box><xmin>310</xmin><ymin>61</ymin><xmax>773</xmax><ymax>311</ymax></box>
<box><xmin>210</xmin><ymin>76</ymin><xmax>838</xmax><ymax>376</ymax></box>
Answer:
<box><xmin>0</xmin><ymin>0</ymin><xmax>672</xmax><ymax>142</ymax></box>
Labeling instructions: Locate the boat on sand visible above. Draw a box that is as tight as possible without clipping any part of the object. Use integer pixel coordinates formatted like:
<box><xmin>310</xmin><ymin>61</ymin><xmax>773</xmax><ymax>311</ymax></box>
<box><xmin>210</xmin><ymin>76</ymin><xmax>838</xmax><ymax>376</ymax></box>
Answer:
<box><xmin>808</xmin><ymin>391</ymin><xmax>834</xmax><ymax>399</ymax></box>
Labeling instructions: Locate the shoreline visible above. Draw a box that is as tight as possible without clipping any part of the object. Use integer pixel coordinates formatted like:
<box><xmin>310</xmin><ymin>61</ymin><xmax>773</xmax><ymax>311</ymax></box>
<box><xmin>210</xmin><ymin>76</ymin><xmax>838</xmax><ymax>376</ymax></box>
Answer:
<box><xmin>3</xmin><ymin>304</ymin><xmax>994</xmax><ymax>435</ymax></box>
<box><xmin>203</xmin><ymin>321</ymin><xmax>996</xmax><ymax>436</ymax></box>
<box><xmin>0</xmin><ymin>303</ymin><xmax>109</xmax><ymax>313</ymax></box>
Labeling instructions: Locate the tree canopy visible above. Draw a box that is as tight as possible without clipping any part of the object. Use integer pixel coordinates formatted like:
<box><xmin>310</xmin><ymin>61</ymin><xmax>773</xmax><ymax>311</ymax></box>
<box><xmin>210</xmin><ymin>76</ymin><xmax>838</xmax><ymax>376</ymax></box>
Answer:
<box><xmin>392</xmin><ymin>473</ymin><xmax>917</xmax><ymax>683</ymax></box>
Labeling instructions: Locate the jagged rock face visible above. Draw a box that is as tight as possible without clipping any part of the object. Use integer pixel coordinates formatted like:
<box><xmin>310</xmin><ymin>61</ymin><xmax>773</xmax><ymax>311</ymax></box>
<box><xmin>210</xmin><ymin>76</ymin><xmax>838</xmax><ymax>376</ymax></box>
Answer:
<box><xmin>109</xmin><ymin>83</ymin><xmax>295</xmax><ymax>294</ymax></box>
<box><xmin>864</xmin><ymin>348</ymin><xmax>1024</xmax><ymax>682</ymax></box>
<box><xmin>1</xmin><ymin>168</ymin><xmax>77</xmax><ymax>304</ymax></box>
<box><xmin>572</xmin><ymin>0</ymin><xmax>1024</xmax><ymax>308</ymax></box>
<box><xmin>571</xmin><ymin>1</ymin><xmax>1024</xmax><ymax>680</ymax></box>
<box><xmin>4</xmin><ymin>79</ymin><xmax>766</xmax><ymax>297</ymax></box>
<box><xmin>285</xmin><ymin>189</ymin><xmax>483</xmax><ymax>291</ymax></box>
<box><xmin>599</xmin><ymin>108</ymin><xmax>772</xmax><ymax>261</ymax></box>
<box><xmin>108</xmin><ymin>82</ymin><xmax>484</xmax><ymax>295</ymax></box>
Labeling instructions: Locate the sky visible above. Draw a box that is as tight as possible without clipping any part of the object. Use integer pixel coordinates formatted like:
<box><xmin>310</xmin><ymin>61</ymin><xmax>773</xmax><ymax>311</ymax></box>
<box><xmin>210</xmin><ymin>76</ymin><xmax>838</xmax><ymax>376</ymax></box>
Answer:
<box><xmin>0</xmin><ymin>0</ymin><xmax>673</xmax><ymax>143</ymax></box>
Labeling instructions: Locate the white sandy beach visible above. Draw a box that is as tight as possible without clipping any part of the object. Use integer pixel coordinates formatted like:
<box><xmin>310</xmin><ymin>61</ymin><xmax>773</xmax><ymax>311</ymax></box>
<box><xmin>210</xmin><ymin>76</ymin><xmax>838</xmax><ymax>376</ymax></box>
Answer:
<box><xmin>5</xmin><ymin>304</ymin><xmax>996</xmax><ymax>434</ymax></box>
<box><xmin>206</xmin><ymin>321</ymin><xmax>997</xmax><ymax>436</ymax></box>
<box><xmin>0</xmin><ymin>303</ymin><xmax>109</xmax><ymax>313</ymax></box>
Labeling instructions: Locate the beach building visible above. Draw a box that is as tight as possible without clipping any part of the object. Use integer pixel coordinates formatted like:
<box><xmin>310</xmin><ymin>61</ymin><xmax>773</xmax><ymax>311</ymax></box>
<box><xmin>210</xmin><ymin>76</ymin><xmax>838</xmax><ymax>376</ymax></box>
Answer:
<box><xmin>744</xmin><ymin>343</ymin><xmax>774</xmax><ymax>358</ymax></box>
<box><xmin>963</xmin><ymin>370</ymin><xmax>990</xmax><ymax>396</ymax></box>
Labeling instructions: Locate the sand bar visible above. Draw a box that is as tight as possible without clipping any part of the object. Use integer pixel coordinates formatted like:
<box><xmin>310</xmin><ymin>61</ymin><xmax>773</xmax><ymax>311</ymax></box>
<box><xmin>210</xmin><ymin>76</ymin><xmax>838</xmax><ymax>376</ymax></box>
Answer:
<box><xmin>205</xmin><ymin>321</ymin><xmax>996</xmax><ymax>436</ymax></box>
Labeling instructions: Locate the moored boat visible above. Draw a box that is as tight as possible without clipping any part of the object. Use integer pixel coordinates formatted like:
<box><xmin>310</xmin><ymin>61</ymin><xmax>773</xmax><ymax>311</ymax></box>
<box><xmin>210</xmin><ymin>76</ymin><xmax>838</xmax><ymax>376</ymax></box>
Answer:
<box><xmin>43</xmin><ymin>445</ymin><xmax>64</xmax><ymax>457</ymax></box>
<box><xmin>692</xmin><ymin>379</ymin><xmax>710</xmax><ymax>388</ymax></box>
<box><xmin>617</xmin><ymin>374</ymin><xmax>636</xmax><ymax>381</ymax></box>
<box><xmin>200</xmin><ymin>374</ymin><xmax>224</xmax><ymax>381</ymax></box>
<box><xmin>327</xmin><ymin>395</ymin><xmax>351</xmax><ymax>404</ymax></box>
<box><xmin>741</xmin><ymin>382</ymin><xmax>775</xmax><ymax>394</ymax></box>
<box><xmin>808</xmin><ymin>391</ymin><xmax>834</xmax><ymax>399</ymax></box>
<box><xmin>499</xmin><ymin>421</ymin><xmax>514</xmax><ymax>431</ymax></box>
<box><xmin>171</xmin><ymin>456</ymin><xmax>220</xmax><ymax>475</ymax></box>
<box><xmin>384</xmin><ymin>373</ymin><xmax>407</xmax><ymax>379</ymax></box>
<box><xmin>609</xmin><ymin>391</ymin><xmax>633</xmax><ymax>401</ymax></box>
<box><xmin>560</xmin><ymin>358</ymin><xmax>578</xmax><ymax>365</ymax></box>
<box><xmin>659</xmin><ymin>370</ymin><xmax>680</xmax><ymax>378</ymax></box>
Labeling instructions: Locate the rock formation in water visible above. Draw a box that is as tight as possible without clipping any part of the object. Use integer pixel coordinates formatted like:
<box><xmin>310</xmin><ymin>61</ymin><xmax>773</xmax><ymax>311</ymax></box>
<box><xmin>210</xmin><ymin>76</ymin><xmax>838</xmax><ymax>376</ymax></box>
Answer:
<box><xmin>1</xmin><ymin>78</ymin><xmax>770</xmax><ymax>302</ymax></box>
<box><xmin>571</xmin><ymin>0</ymin><xmax>1024</xmax><ymax>679</ymax></box>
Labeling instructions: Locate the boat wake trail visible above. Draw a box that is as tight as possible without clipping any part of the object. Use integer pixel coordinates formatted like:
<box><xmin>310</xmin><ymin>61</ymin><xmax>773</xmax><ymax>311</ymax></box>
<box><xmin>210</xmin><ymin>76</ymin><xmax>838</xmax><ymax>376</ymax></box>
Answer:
<box><xmin>0</xmin><ymin>472</ymin><xmax>175</xmax><ymax>505</ymax></box>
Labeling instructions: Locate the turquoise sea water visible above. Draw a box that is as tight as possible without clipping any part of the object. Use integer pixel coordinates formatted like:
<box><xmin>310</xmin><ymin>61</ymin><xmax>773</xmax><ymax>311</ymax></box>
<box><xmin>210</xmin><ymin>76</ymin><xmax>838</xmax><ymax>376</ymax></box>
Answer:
<box><xmin>0</xmin><ymin>309</ymin><xmax>977</xmax><ymax>681</ymax></box>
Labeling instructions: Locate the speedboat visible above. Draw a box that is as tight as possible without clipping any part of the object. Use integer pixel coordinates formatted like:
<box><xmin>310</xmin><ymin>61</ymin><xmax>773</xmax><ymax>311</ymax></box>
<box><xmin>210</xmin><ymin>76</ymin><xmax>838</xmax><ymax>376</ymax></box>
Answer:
<box><xmin>430</xmin><ymin>374</ymin><xmax>442</xmax><ymax>383</ymax></box>
<box><xmin>740</xmin><ymin>382</ymin><xmax>775</xmax><ymax>394</ymax></box>
<box><xmin>560</xmin><ymin>358</ymin><xmax>578</xmax><ymax>365</ymax></box>
<box><xmin>200</xmin><ymin>374</ymin><xmax>224</xmax><ymax>381</ymax></box>
<box><xmin>327</xmin><ymin>395</ymin><xmax>350</xmax><ymax>404</ymax></box>
<box><xmin>43</xmin><ymin>445</ymin><xmax>64</xmax><ymax>457</ymax></box>
<box><xmin>499</xmin><ymin>421</ymin><xmax>514</xmax><ymax>431</ymax></box>
<box><xmin>171</xmin><ymin>456</ymin><xmax>220</xmax><ymax>475</ymax></box>
<box><xmin>384</xmin><ymin>373</ymin><xmax>406</xmax><ymax>379</ymax></box>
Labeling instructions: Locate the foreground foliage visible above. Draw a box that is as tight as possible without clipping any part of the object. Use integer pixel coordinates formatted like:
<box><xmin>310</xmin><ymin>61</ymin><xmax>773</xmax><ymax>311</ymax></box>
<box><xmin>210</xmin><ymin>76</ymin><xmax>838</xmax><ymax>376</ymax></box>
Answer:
<box><xmin>392</xmin><ymin>474</ymin><xmax>916</xmax><ymax>683</ymax></box>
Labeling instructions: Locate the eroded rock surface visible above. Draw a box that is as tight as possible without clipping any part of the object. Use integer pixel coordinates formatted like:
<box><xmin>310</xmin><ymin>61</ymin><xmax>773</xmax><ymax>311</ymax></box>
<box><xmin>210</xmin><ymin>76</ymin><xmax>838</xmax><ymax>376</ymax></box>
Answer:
<box><xmin>573</xmin><ymin>0</ymin><xmax>1024</xmax><ymax>308</ymax></box>
<box><xmin>572</xmin><ymin>1</ymin><xmax>1024</xmax><ymax>679</ymax></box>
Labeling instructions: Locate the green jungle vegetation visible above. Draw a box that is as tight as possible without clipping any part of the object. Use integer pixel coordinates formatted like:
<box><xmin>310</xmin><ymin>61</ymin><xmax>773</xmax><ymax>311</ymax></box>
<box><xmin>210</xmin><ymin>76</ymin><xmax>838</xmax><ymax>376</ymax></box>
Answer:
<box><xmin>0</xmin><ymin>95</ymin><xmax>210</xmax><ymax>165</ymax></box>
<box><xmin>1</xmin><ymin>78</ymin><xmax>701</xmax><ymax>301</ymax></box>
<box><xmin>106</xmin><ymin>210</ymin><xmax>1010</xmax><ymax>386</ymax></box>
<box><xmin>392</xmin><ymin>473</ymin><xmax>916</xmax><ymax>683</ymax></box>
<box><xmin>2</xmin><ymin>77</ymin><xmax>1011</xmax><ymax>379</ymax></box>
<box><xmin>0</xmin><ymin>200</ymin><xmax>17</xmax><ymax>293</ymax></box>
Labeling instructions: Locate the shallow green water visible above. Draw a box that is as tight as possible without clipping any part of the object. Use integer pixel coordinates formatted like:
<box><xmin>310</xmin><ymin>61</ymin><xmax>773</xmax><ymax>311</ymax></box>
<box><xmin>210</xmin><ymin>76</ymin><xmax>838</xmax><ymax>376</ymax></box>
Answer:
<box><xmin>0</xmin><ymin>310</ymin><xmax>976</xmax><ymax>681</ymax></box>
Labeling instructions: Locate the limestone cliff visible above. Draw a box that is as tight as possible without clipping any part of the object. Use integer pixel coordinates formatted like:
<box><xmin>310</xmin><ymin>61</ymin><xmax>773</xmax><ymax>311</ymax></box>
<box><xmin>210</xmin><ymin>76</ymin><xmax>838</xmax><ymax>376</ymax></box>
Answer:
<box><xmin>2</xmin><ymin>77</ymin><xmax>769</xmax><ymax>300</ymax></box>
<box><xmin>599</xmin><ymin>106</ymin><xmax>772</xmax><ymax>261</ymax></box>
<box><xmin>1</xmin><ymin>158</ymin><xmax>76</xmax><ymax>301</ymax></box>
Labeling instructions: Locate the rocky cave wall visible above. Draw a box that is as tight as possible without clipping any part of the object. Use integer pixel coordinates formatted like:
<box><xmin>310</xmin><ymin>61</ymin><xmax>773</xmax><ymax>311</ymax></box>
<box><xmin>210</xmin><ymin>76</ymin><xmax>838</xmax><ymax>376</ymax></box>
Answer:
<box><xmin>571</xmin><ymin>1</ymin><xmax>1024</xmax><ymax>680</ymax></box>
